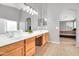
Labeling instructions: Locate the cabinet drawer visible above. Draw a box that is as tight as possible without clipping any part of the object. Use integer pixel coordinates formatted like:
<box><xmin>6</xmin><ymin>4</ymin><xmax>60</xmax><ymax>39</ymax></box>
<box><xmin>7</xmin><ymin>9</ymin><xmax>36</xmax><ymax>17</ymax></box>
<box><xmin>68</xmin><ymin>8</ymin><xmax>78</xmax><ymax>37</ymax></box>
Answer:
<box><xmin>0</xmin><ymin>41</ymin><xmax>24</xmax><ymax>55</ymax></box>
<box><xmin>45</xmin><ymin>32</ymin><xmax>48</xmax><ymax>35</ymax></box>
<box><xmin>2</xmin><ymin>47</ymin><xmax>24</xmax><ymax>56</ymax></box>
<box><xmin>26</xmin><ymin>47</ymin><xmax>35</xmax><ymax>56</ymax></box>
<box><xmin>25</xmin><ymin>37</ymin><xmax>35</xmax><ymax>56</ymax></box>
<box><xmin>26</xmin><ymin>41</ymin><xmax>35</xmax><ymax>52</ymax></box>
<box><xmin>25</xmin><ymin>37</ymin><xmax>35</xmax><ymax>44</ymax></box>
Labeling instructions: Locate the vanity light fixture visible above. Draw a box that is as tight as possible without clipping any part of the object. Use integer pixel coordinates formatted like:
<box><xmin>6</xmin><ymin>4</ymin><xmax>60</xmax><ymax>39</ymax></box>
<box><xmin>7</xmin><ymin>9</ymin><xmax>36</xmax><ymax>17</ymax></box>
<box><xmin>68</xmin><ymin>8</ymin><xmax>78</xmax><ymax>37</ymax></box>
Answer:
<box><xmin>23</xmin><ymin>3</ymin><xmax>38</xmax><ymax>15</ymax></box>
<box><xmin>29</xmin><ymin>8</ymin><xmax>32</xmax><ymax>14</ymax></box>
<box><xmin>31</xmin><ymin>12</ymin><xmax>34</xmax><ymax>15</ymax></box>
<box><xmin>22</xmin><ymin>8</ymin><xmax>26</xmax><ymax>11</ymax></box>
<box><xmin>26</xmin><ymin>6</ymin><xmax>30</xmax><ymax>10</ymax></box>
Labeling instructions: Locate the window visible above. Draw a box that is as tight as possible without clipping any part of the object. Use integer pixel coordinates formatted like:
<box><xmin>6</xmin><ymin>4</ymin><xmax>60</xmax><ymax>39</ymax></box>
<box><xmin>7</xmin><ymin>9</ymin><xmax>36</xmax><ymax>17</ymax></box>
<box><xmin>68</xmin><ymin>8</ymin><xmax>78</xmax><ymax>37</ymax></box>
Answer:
<box><xmin>74</xmin><ymin>21</ymin><xmax>76</xmax><ymax>28</ymax></box>
<box><xmin>6</xmin><ymin>20</ymin><xmax>17</xmax><ymax>31</ymax></box>
<box><xmin>66</xmin><ymin>21</ymin><xmax>76</xmax><ymax>31</ymax></box>
<box><xmin>0</xmin><ymin>18</ymin><xmax>18</xmax><ymax>33</ymax></box>
<box><xmin>66</xmin><ymin>22</ymin><xmax>73</xmax><ymax>28</ymax></box>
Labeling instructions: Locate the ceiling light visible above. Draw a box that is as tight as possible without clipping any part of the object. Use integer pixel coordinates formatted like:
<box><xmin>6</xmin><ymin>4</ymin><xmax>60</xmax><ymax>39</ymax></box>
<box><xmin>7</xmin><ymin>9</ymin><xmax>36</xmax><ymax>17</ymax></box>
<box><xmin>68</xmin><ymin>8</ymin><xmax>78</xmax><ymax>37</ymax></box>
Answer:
<box><xmin>29</xmin><ymin>8</ymin><xmax>32</xmax><ymax>14</ymax></box>
<box><xmin>22</xmin><ymin>3</ymin><xmax>38</xmax><ymax>15</ymax></box>
<box><xmin>31</xmin><ymin>12</ymin><xmax>34</xmax><ymax>15</ymax></box>
<box><xmin>44</xmin><ymin>18</ymin><xmax>47</xmax><ymax>21</ymax></box>
<box><xmin>26</xmin><ymin>6</ymin><xmax>30</xmax><ymax>10</ymax></box>
<box><xmin>26</xmin><ymin>9</ymin><xmax>29</xmax><ymax>12</ymax></box>
<box><xmin>23</xmin><ymin>8</ymin><xmax>26</xmax><ymax>11</ymax></box>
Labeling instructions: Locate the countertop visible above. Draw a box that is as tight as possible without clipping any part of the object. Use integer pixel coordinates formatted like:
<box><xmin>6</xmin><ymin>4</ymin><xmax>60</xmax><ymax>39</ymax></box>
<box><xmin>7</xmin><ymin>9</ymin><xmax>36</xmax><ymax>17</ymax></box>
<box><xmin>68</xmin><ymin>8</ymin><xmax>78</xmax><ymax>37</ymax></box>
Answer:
<box><xmin>0</xmin><ymin>30</ymin><xmax>48</xmax><ymax>47</ymax></box>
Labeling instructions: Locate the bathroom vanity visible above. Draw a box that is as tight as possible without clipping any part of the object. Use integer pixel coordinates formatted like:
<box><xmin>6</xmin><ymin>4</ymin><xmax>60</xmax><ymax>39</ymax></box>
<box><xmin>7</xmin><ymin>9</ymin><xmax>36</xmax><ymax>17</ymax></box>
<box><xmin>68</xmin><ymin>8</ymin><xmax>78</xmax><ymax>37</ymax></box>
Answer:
<box><xmin>0</xmin><ymin>30</ymin><xmax>48</xmax><ymax>56</ymax></box>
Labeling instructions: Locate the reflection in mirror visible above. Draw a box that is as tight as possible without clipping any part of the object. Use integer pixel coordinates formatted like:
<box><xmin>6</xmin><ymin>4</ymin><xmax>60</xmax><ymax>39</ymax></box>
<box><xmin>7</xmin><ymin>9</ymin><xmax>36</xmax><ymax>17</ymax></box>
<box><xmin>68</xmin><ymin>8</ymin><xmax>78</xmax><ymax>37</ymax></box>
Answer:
<box><xmin>38</xmin><ymin>18</ymin><xmax>42</xmax><ymax>27</ymax></box>
<box><xmin>26</xmin><ymin>17</ymin><xmax>31</xmax><ymax>30</ymax></box>
<box><xmin>38</xmin><ymin>18</ymin><xmax>47</xmax><ymax>30</ymax></box>
<box><xmin>6</xmin><ymin>20</ymin><xmax>17</xmax><ymax>32</ymax></box>
<box><xmin>43</xmin><ymin>18</ymin><xmax>47</xmax><ymax>26</ymax></box>
<box><xmin>19</xmin><ymin>21</ymin><xmax>25</xmax><ymax>31</ymax></box>
<box><xmin>0</xmin><ymin>18</ymin><xmax>17</xmax><ymax>33</ymax></box>
<box><xmin>24</xmin><ymin>17</ymin><xmax>32</xmax><ymax>33</ymax></box>
<box><xmin>0</xmin><ymin>18</ymin><xmax>6</xmax><ymax>33</ymax></box>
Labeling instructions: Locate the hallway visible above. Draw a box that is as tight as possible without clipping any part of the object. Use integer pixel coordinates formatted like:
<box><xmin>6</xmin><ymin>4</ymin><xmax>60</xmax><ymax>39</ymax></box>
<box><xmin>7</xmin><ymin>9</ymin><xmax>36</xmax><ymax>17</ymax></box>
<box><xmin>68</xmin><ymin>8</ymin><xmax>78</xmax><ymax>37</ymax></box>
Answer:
<box><xmin>35</xmin><ymin>37</ymin><xmax>79</xmax><ymax>56</ymax></box>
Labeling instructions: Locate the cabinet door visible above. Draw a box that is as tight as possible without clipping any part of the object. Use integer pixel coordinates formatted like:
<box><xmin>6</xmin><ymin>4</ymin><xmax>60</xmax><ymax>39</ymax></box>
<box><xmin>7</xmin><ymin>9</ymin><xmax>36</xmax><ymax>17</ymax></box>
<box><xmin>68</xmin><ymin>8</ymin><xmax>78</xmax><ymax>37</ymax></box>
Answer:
<box><xmin>42</xmin><ymin>34</ymin><xmax>46</xmax><ymax>46</ymax></box>
<box><xmin>2</xmin><ymin>47</ymin><xmax>24</xmax><ymax>56</ymax></box>
<box><xmin>25</xmin><ymin>37</ymin><xmax>35</xmax><ymax>56</ymax></box>
<box><xmin>42</xmin><ymin>32</ymin><xmax>48</xmax><ymax>46</ymax></box>
<box><xmin>45</xmin><ymin>32</ymin><xmax>48</xmax><ymax>42</ymax></box>
<box><xmin>0</xmin><ymin>41</ymin><xmax>24</xmax><ymax>56</ymax></box>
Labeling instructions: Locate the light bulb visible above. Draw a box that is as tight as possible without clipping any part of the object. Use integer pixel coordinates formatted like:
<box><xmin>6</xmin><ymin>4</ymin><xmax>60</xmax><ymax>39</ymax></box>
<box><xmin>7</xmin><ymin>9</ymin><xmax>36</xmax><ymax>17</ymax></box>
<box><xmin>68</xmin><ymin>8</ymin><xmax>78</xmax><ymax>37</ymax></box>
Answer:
<box><xmin>29</xmin><ymin>8</ymin><xmax>32</xmax><ymax>14</ymax></box>
<box><xmin>26</xmin><ymin>9</ymin><xmax>29</xmax><ymax>12</ymax></box>
<box><xmin>31</xmin><ymin>12</ymin><xmax>34</xmax><ymax>15</ymax></box>
<box><xmin>23</xmin><ymin>8</ymin><xmax>26</xmax><ymax>11</ymax></box>
<box><xmin>29</xmin><ymin>10</ymin><xmax>31</xmax><ymax>14</ymax></box>
<box><xmin>26</xmin><ymin>6</ymin><xmax>30</xmax><ymax>10</ymax></box>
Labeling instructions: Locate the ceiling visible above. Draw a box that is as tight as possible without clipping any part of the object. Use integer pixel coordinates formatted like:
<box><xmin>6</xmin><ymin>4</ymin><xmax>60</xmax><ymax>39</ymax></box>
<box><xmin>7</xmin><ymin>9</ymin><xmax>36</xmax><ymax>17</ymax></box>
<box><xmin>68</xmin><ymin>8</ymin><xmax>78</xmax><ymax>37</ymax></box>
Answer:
<box><xmin>0</xmin><ymin>3</ymin><xmax>43</xmax><ymax>10</ymax></box>
<box><xmin>0</xmin><ymin>3</ymin><xmax>26</xmax><ymax>9</ymax></box>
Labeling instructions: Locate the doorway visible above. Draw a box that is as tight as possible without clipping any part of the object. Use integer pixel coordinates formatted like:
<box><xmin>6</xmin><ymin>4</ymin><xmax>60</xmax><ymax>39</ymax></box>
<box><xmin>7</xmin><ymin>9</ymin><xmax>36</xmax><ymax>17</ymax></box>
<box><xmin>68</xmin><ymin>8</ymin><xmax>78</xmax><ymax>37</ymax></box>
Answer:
<box><xmin>59</xmin><ymin>9</ymin><xmax>76</xmax><ymax>46</ymax></box>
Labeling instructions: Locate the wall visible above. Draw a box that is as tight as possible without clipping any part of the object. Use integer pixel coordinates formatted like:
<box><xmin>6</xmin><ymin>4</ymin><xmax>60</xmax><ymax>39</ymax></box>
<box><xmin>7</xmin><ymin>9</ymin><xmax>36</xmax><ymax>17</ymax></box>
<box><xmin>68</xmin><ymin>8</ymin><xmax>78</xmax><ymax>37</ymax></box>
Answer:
<box><xmin>47</xmin><ymin>4</ymin><xmax>62</xmax><ymax>43</ymax></box>
<box><xmin>76</xmin><ymin>6</ymin><xmax>79</xmax><ymax>47</ymax></box>
<box><xmin>0</xmin><ymin>4</ymin><xmax>20</xmax><ymax>21</ymax></box>
<box><xmin>59</xmin><ymin>9</ymin><xmax>76</xmax><ymax>21</ymax></box>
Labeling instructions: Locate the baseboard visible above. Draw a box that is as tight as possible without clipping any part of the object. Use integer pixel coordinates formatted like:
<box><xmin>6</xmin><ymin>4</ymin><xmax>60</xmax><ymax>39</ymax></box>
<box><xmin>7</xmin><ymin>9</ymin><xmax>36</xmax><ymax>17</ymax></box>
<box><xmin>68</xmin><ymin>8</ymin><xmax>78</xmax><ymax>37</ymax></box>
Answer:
<box><xmin>48</xmin><ymin>41</ymin><xmax>60</xmax><ymax>44</ymax></box>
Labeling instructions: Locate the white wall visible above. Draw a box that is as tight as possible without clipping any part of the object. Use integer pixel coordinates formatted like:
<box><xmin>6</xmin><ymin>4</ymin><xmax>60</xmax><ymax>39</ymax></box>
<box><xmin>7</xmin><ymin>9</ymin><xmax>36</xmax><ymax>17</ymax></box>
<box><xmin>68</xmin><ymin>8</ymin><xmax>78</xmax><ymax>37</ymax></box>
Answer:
<box><xmin>47</xmin><ymin>4</ymin><xmax>60</xmax><ymax>43</ymax></box>
<box><xmin>76</xmin><ymin>6</ymin><xmax>79</xmax><ymax>47</ymax></box>
<box><xmin>0</xmin><ymin>4</ymin><xmax>20</xmax><ymax>21</ymax></box>
<box><xmin>59</xmin><ymin>9</ymin><xmax>76</xmax><ymax>21</ymax></box>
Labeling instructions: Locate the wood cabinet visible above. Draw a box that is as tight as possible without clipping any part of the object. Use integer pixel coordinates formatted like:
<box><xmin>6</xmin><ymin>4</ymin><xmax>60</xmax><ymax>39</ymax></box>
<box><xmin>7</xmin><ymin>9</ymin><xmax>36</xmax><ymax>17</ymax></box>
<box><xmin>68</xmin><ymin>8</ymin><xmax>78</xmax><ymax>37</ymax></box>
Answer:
<box><xmin>45</xmin><ymin>32</ymin><xmax>48</xmax><ymax>42</ymax></box>
<box><xmin>42</xmin><ymin>32</ymin><xmax>48</xmax><ymax>46</ymax></box>
<box><xmin>0</xmin><ymin>32</ymin><xmax>48</xmax><ymax>56</ymax></box>
<box><xmin>24</xmin><ymin>37</ymin><xmax>35</xmax><ymax>56</ymax></box>
<box><xmin>2</xmin><ymin>47</ymin><xmax>24</xmax><ymax>56</ymax></box>
<box><xmin>0</xmin><ymin>41</ymin><xmax>24</xmax><ymax>56</ymax></box>
<box><xmin>35</xmin><ymin>32</ymin><xmax>48</xmax><ymax>47</ymax></box>
<box><xmin>0</xmin><ymin>37</ymin><xmax>36</xmax><ymax>56</ymax></box>
<box><xmin>35</xmin><ymin>35</ymin><xmax>42</xmax><ymax>46</ymax></box>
